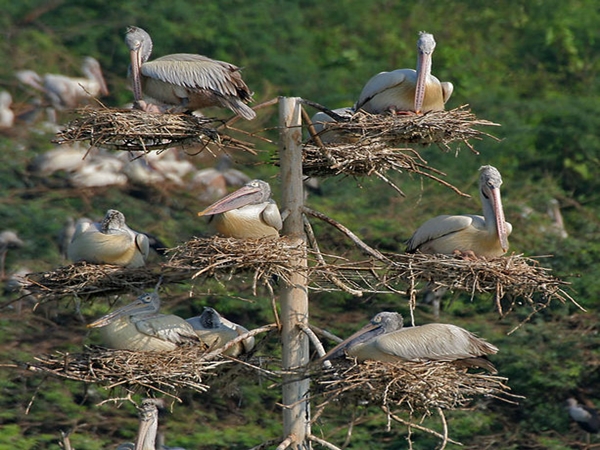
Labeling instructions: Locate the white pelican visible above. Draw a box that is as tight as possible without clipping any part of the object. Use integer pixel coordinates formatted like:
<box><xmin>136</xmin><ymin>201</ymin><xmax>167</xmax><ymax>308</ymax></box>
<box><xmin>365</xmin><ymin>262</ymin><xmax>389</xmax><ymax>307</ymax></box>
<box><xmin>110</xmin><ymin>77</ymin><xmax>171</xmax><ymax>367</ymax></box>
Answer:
<box><xmin>355</xmin><ymin>32</ymin><xmax>453</xmax><ymax>114</ymax></box>
<box><xmin>322</xmin><ymin>311</ymin><xmax>498</xmax><ymax>372</ymax></box>
<box><xmin>567</xmin><ymin>398</ymin><xmax>600</xmax><ymax>434</ymax></box>
<box><xmin>406</xmin><ymin>165</ymin><xmax>512</xmax><ymax>258</ymax></box>
<box><xmin>0</xmin><ymin>91</ymin><xmax>15</xmax><ymax>128</ymax></box>
<box><xmin>88</xmin><ymin>290</ymin><xmax>200</xmax><ymax>351</ymax></box>
<box><xmin>197</xmin><ymin>179</ymin><xmax>282</xmax><ymax>239</ymax></box>
<box><xmin>125</xmin><ymin>26</ymin><xmax>256</xmax><ymax>119</ymax></box>
<box><xmin>67</xmin><ymin>209</ymin><xmax>150</xmax><ymax>268</ymax></box>
<box><xmin>18</xmin><ymin>57</ymin><xmax>109</xmax><ymax>110</ymax></box>
<box><xmin>186</xmin><ymin>307</ymin><xmax>255</xmax><ymax>357</ymax></box>
<box><xmin>0</xmin><ymin>231</ymin><xmax>24</xmax><ymax>280</ymax></box>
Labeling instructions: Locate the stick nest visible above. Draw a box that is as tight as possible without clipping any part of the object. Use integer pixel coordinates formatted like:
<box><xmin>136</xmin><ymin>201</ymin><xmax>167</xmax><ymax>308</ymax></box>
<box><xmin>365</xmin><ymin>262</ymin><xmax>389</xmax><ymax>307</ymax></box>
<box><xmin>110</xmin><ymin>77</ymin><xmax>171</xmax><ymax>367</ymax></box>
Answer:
<box><xmin>380</xmin><ymin>253</ymin><xmax>576</xmax><ymax>318</ymax></box>
<box><xmin>27</xmin><ymin>345</ymin><xmax>230</xmax><ymax>399</ymax></box>
<box><xmin>314</xmin><ymin>359</ymin><xmax>517</xmax><ymax>412</ymax></box>
<box><xmin>165</xmin><ymin>236</ymin><xmax>307</xmax><ymax>290</ymax></box>
<box><xmin>54</xmin><ymin>107</ymin><xmax>254</xmax><ymax>153</ymax></box>
<box><xmin>22</xmin><ymin>262</ymin><xmax>190</xmax><ymax>304</ymax></box>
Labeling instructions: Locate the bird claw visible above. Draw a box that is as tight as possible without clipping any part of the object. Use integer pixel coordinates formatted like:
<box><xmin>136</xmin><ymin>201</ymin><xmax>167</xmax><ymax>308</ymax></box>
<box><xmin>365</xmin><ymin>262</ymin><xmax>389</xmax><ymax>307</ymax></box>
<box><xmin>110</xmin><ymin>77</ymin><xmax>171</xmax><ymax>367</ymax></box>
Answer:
<box><xmin>452</xmin><ymin>249</ymin><xmax>479</xmax><ymax>261</ymax></box>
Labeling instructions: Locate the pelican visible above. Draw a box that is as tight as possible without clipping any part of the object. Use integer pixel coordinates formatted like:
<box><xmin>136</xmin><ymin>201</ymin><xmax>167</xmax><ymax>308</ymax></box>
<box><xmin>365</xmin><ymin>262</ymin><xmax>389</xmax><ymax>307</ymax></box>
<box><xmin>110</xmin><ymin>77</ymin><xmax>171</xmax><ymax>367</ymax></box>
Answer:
<box><xmin>18</xmin><ymin>57</ymin><xmax>109</xmax><ymax>110</ymax></box>
<box><xmin>88</xmin><ymin>290</ymin><xmax>200</xmax><ymax>351</ymax></box>
<box><xmin>186</xmin><ymin>307</ymin><xmax>255</xmax><ymax>357</ymax></box>
<box><xmin>117</xmin><ymin>399</ymin><xmax>186</xmax><ymax>450</ymax></box>
<box><xmin>310</xmin><ymin>107</ymin><xmax>356</xmax><ymax>144</ymax></box>
<box><xmin>190</xmin><ymin>154</ymin><xmax>251</xmax><ymax>202</ymax></box>
<box><xmin>355</xmin><ymin>32</ymin><xmax>453</xmax><ymax>114</ymax></box>
<box><xmin>0</xmin><ymin>231</ymin><xmax>24</xmax><ymax>280</ymax></box>
<box><xmin>567</xmin><ymin>398</ymin><xmax>600</xmax><ymax>435</ymax></box>
<box><xmin>322</xmin><ymin>311</ymin><xmax>498</xmax><ymax>372</ymax></box>
<box><xmin>125</xmin><ymin>26</ymin><xmax>256</xmax><ymax>120</ymax></box>
<box><xmin>0</xmin><ymin>91</ymin><xmax>15</xmax><ymax>128</ymax></box>
<box><xmin>406</xmin><ymin>165</ymin><xmax>512</xmax><ymax>258</ymax></box>
<box><xmin>67</xmin><ymin>209</ymin><xmax>150</xmax><ymax>268</ymax></box>
<box><xmin>197</xmin><ymin>179</ymin><xmax>282</xmax><ymax>238</ymax></box>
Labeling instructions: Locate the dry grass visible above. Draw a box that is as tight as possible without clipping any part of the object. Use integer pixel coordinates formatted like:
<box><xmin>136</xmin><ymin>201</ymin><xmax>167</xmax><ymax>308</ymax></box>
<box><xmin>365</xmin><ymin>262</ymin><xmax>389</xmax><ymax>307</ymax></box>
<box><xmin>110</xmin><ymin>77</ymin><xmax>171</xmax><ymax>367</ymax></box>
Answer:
<box><xmin>54</xmin><ymin>106</ymin><xmax>255</xmax><ymax>153</ymax></box>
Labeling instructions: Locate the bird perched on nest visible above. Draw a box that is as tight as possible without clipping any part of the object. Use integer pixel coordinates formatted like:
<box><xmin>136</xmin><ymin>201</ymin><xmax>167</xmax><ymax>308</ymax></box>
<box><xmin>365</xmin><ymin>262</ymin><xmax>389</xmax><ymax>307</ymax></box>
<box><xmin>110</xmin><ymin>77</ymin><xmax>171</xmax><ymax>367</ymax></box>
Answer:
<box><xmin>124</xmin><ymin>26</ymin><xmax>256</xmax><ymax>119</ymax></box>
<box><xmin>355</xmin><ymin>31</ymin><xmax>453</xmax><ymax>114</ymax></box>
<box><xmin>310</xmin><ymin>106</ymin><xmax>356</xmax><ymax>144</ymax></box>
<box><xmin>567</xmin><ymin>397</ymin><xmax>600</xmax><ymax>434</ymax></box>
<box><xmin>197</xmin><ymin>179</ymin><xmax>282</xmax><ymax>239</ymax></box>
<box><xmin>321</xmin><ymin>311</ymin><xmax>498</xmax><ymax>372</ymax></box>
<box><xmin>67</xmin><ymin>209</ymin><xmax>150</xmax><ymax>268</ymax></box>
<box><xmin>406</xmin><ymin>165</ymin><xmax>512</xmax><ymax>258</ymax></box>
<box><xmin>88</xmin><ymin>289</ymin><xmax>201</xmax><ymax>352</ymax></box>
<box><xmin>186</xmin><ymin>307</ymin><xmax>255</xmax><ymax>357</ymax></box>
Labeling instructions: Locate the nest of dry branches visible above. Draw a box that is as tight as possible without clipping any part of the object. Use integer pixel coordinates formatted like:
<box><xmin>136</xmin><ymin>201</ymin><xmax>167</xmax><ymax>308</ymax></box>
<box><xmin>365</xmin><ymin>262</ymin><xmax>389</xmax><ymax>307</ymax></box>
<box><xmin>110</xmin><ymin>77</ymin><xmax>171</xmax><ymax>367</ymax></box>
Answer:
<box><xmin>21</xmin><ymin>262</ymin><xmax>193</xmax><ymax>304</ymax></box>
<box><xmin>27</xmin><ymin>345</ymin><xmax>230</xmax><ymax>399</ymax></box>
<box><xmin>308</xmin><ymin>105</ymin><xmax>498</xmax><ymax>150</ymax></box>
<box><xmin>314</xmin><ymin>359</ymin><xmax>516</xmax><ymax>412</ymax></box>
<box><xmin>54</xmin><ymin>107</ymin><xmax>254</xmax><ymax>153</ymax></box>
<box><xmin>380</xmin><ymin>253</ymin><xmax>577</xmax><ymax>318</ymax></box>
<box><xmin>165</xmin><ymin>236</ymin><xmax>307</xmax><ymax>291</ymax></box>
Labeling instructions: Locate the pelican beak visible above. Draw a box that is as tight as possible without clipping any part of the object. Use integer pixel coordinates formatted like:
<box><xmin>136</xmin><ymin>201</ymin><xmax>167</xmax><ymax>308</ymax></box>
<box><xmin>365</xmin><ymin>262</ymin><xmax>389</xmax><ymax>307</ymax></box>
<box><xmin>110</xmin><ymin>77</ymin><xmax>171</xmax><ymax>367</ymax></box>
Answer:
<box><xmin>321</xmin><ymin>321</ymin><xmax>381</xmax><ymax>361</ymax></box>
<box><xmin>414</xmin><ymin>50</ymin><xmax>432</xmax><ymax>114</ymax></box>
<box><xmin>87</xmin><ymin>297</ymin><xmax>147</xmax><ymax>328</ymax></box>
<box><xmin>198</xmin><ymin>184</ymin><xmax>263</xmax><ymax>217</ymax></box>
<box><xmin>490</xmin><ymin>187</ymin><xmax>509</xmax><ymax>253</ymax></box>
<box><xmin>129</xmin><ymin>47</ymin><xmax>143</xmax><ymax>102</ymax></box>
<box><xmin>92</xmin><ymin>64</ymin><xmax>109</xmax><ymax>96</ymax></box>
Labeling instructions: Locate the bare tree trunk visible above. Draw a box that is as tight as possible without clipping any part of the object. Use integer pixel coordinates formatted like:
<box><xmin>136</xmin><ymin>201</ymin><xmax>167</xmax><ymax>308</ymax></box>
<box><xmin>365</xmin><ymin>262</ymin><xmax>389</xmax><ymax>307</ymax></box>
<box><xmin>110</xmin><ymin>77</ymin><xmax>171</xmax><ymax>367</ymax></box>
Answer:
<box><xmin>279</xmin><ymin>97</ymin><xmax>311</xmax><ymax>449</ymax></box>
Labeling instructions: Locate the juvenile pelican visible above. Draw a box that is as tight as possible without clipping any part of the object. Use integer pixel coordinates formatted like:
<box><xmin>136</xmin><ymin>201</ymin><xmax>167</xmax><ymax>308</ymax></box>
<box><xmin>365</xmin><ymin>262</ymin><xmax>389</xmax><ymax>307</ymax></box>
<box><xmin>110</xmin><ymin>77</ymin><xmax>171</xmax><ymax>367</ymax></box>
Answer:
<box><xmin>355</xmin><ymin>32</ymin><xmax>453</xmax><ymax>114</ymax></box>
<box><xmin>88</xmin><ymin>290</ymin><xmax>200</xmax><ymax>351</ymax></box>
<box><xmin>125</xmin><ymin>26</ymin><xmax>256</xmax><ymax>119</ymax></box>
<box><xmin>322</xmin><ymin>311</ymin><xmax>498</xmax><ymax>372</ymax></box>
<box><xmin>186</xmin><ymin>307</ymin><xmax>255</xmax><ymax>357</ymax></box>
<box><xmin>406</xmin><ymin>165</ymin><xmax>512</xmax><ymax>258</ymax></box>
<box><xmin>197</xmin><ymin>179</ymin><xmax>282</xmax><ymax>238</ymax></box>
<box><xmin>67</xmin><ymin>209</ymin><xmax>150</xmax><ymax>268</ymax></box>
<box><xmin>567</xmin><ymin>398</ymin><xmax>600</xmax><ymax>434</ymax></box>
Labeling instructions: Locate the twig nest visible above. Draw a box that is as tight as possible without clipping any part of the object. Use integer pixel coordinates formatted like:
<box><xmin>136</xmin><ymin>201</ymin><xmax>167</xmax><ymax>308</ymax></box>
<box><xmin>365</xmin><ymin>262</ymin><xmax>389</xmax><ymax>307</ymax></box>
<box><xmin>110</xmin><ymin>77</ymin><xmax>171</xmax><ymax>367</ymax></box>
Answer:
<box><xmin>55</xmin><ymin>107</ymin><xmax>255</xmax><ymax>153</ymax></box>
<box><xmin>314</xmin><ymin>359</ymin><xmax>517</xmax><ymax>411</ymax></box>
<box><xmin>27</xmin><ymin>345</ymin><xmax>230</xmax><ymax>399</ymax></box>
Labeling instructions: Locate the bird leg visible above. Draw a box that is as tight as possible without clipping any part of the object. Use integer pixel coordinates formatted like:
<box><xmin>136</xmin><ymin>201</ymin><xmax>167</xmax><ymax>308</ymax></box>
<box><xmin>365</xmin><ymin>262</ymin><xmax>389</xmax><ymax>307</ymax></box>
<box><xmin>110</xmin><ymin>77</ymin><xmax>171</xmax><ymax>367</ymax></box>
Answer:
<box><xmin>452</xmin><ymin>249</ymin><xmax>479</xmax><ymax>261</ymax></box>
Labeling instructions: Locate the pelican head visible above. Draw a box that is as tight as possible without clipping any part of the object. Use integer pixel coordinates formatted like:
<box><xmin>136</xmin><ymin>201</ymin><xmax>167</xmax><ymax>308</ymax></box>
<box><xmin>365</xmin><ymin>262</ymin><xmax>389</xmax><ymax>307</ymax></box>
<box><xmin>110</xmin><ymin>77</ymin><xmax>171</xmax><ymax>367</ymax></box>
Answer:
<box><xmin>88</xmin><ymin>291</ymin><xmax>161</xmax><ymax>328</ymax></box>
<box><xmin>414</xmin><ymin>31</ymin><xmax>436</xmax><ymax>113</ymax></box>
<box><xmin>479</xmin><ymin>165</ymin><xmax>509</xmax><ymax>253</ymax></box>
<box><xmin>197</xmin><ymin>307</ymin><xmax>222</xmax><ymax>328</ymax></box>
<box><xmin>101</xmin><ymin>209</ymin><xmax>128</xmax><ymax>233</ymax></box>
<box><xmin>198</xmin><ymin>179</ymin><xmax>272</xmax><ymax>217</ymax></box>
<box><xmin>125</xmin><ymin>26</ymin><xmax>153</xmax><ymax>102</ymax></box>
<box><xmin>82</xmin><ymin>57</ymin><xmax>109</xmax><ymax>96</ymax></box>
<box><xmin>323</xmin><ymin>312</ymin><xmax>403</xmax><ymax>361</ymax></box>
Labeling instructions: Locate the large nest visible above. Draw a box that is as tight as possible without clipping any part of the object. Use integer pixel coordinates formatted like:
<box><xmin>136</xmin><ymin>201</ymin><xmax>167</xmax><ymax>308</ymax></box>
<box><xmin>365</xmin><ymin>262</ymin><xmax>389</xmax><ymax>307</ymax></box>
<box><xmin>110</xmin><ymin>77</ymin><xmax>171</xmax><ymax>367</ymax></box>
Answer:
<box><xmin>379</xmin><ymin>253</ymin><xmax>577</xmax><ymax>319</ymax></box>
<box><xmin>308</xmin><ymin>105</ymin><xmax>499</xmax><ymax>150</ymax></box>
<box><xmin>27</xmin><ymin>345</ymin><xmax>229</xmax><ymax>399</ymax></box>
<box><xmin>165</xmin><ymin>236</ymin><xmax>307</xmax><ymax>292</ymax></box>
<box><xmin>55</xmin><ymin>107</ymin><xmax>255</xmax><ymax>153</ymax></box>
<box><xmin>314</xmin><ymin>359</ymin><xmax>516</xmax><ymax>412</ymax></box>
<box><xmin>22</xmin><ymin>262</ymin><xmax>191</xmax><ymax>304</ymax></box>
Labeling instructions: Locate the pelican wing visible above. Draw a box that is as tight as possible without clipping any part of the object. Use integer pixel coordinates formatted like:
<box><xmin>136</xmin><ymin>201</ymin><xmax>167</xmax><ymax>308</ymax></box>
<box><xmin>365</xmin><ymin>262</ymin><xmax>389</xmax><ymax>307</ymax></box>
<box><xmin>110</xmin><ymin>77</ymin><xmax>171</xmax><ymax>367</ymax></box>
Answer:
<box><xmin>260</xmin><ymin>201</ymin><xmax>283</xmax><ymax>231</ymax></box>
<box><xmin>135</xmin><ymin>233</ymin><xmax>150</xmax><ymax>259</ymax></box>
<box><xmin>406</xmin><ymin>214</ymin><xmax>478</xmax><ymax>252</ymax></box>
<box><xmin>134</xmin><ymin>315</ymin><xmax>198</xmax><ymax>344</ymax></box>
<box><xmin>68</xmin><ymin>228</ymin><xmax>135</xmax><ymax>262</ymax></box>
<box><xmin>355</xmin><ymin>69</ymin><xmax>413</xmax><ymax>110</ymax></box>
<box><xmin>143</xmin><ymin>54</ymin><xmax>245</xmax><ymax>98</ymax></box>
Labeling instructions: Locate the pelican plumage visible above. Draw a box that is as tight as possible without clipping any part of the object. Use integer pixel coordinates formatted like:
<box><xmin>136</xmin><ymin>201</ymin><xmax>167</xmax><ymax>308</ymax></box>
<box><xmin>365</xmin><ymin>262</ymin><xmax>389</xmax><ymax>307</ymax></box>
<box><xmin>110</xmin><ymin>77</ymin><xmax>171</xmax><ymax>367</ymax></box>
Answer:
<box><xmin>67</xmin><ymin>209</ymin><xmax>150</xmax><ymax>268</ymax></box>
<box><xmin>190</xmin><ymin>154</ymin><xmax>251</xmax><ymax>202</ymax></box>
<box><xmin>125</xmin><ymin>26</ymin><xmax>255</xmax><ymax>119</ymax></box>
<box><xmin>88</xmin><ymin>290</ymin><xmax>200</xmax><ymax>352</ymax></box>
<box><xmin>322</xmin><ymin>311</ymin><xmax>498</xmax><ymax>372</ymax></box>
<box><xmin>567</xmin><ymin>398</ymin><xmax>600</xmax><ymax>434</ymax></box>
<box><xmin>197</xmin><ymin>179</ymin><xmax>282</xmax><ymax>238</ymax></box>
<box><xmin>0</xmin><ymin>231</ymin><xmax>24</xmax><ymax>280</ymax></box>
<box><xmin>310</xmin><ymin>107</ymin><xmax>356</xmax><ymax>144</ymax></box>
<box><xmin>117</xmin><ymin>398</ymin><xmax>186</xmax><ymax>450</ymax></box>
<box><xmin>186</xmin><ymin>307</ymin><xmax>255</xmax><ymax>357</ymax></box>
<box><xmin>355</xmin><ymin>32</ymin><xmax>453</xmax><ymax>114</ymax></box>
<box><xmin>406</xmin><ymin>165</ymin><xmax>512</xmax><ymax>258</ymax></box>
<box><xmin>0</xmin><ymin>91</ymin><xmax>15</xmax><ymax>128</ymax></box>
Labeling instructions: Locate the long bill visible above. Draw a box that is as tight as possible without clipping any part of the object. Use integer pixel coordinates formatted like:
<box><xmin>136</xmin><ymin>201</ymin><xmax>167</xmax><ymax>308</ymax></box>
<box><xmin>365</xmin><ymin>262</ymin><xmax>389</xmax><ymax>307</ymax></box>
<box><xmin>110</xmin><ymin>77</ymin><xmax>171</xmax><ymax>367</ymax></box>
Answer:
<box><xmin>414</xmin><ymin>50</ymin><xmax>432</xmax><ymax>113</ymax></box>
<box><xmin>197</xmin><ymin>184</ymin><xmax>262</xmax><ymax>217</ymax></box>
<box><xmin>87</xmin><ymin>297</ymin><xmax>149</xmax><ymax>328</ymax></box>
<box><xmin>490</xmin><ymin>187</ymin><xmax>510</xmax><ymax>253</ymax></box>
<box><xmin>320</xmin><ymin>321</ymin><xmax>381</xmax><ymax>362</ymax></box>
<box><xmin>129</xmin><ymin>48</ymin><xmax>144</xmax><ymax>102</ymax></box>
